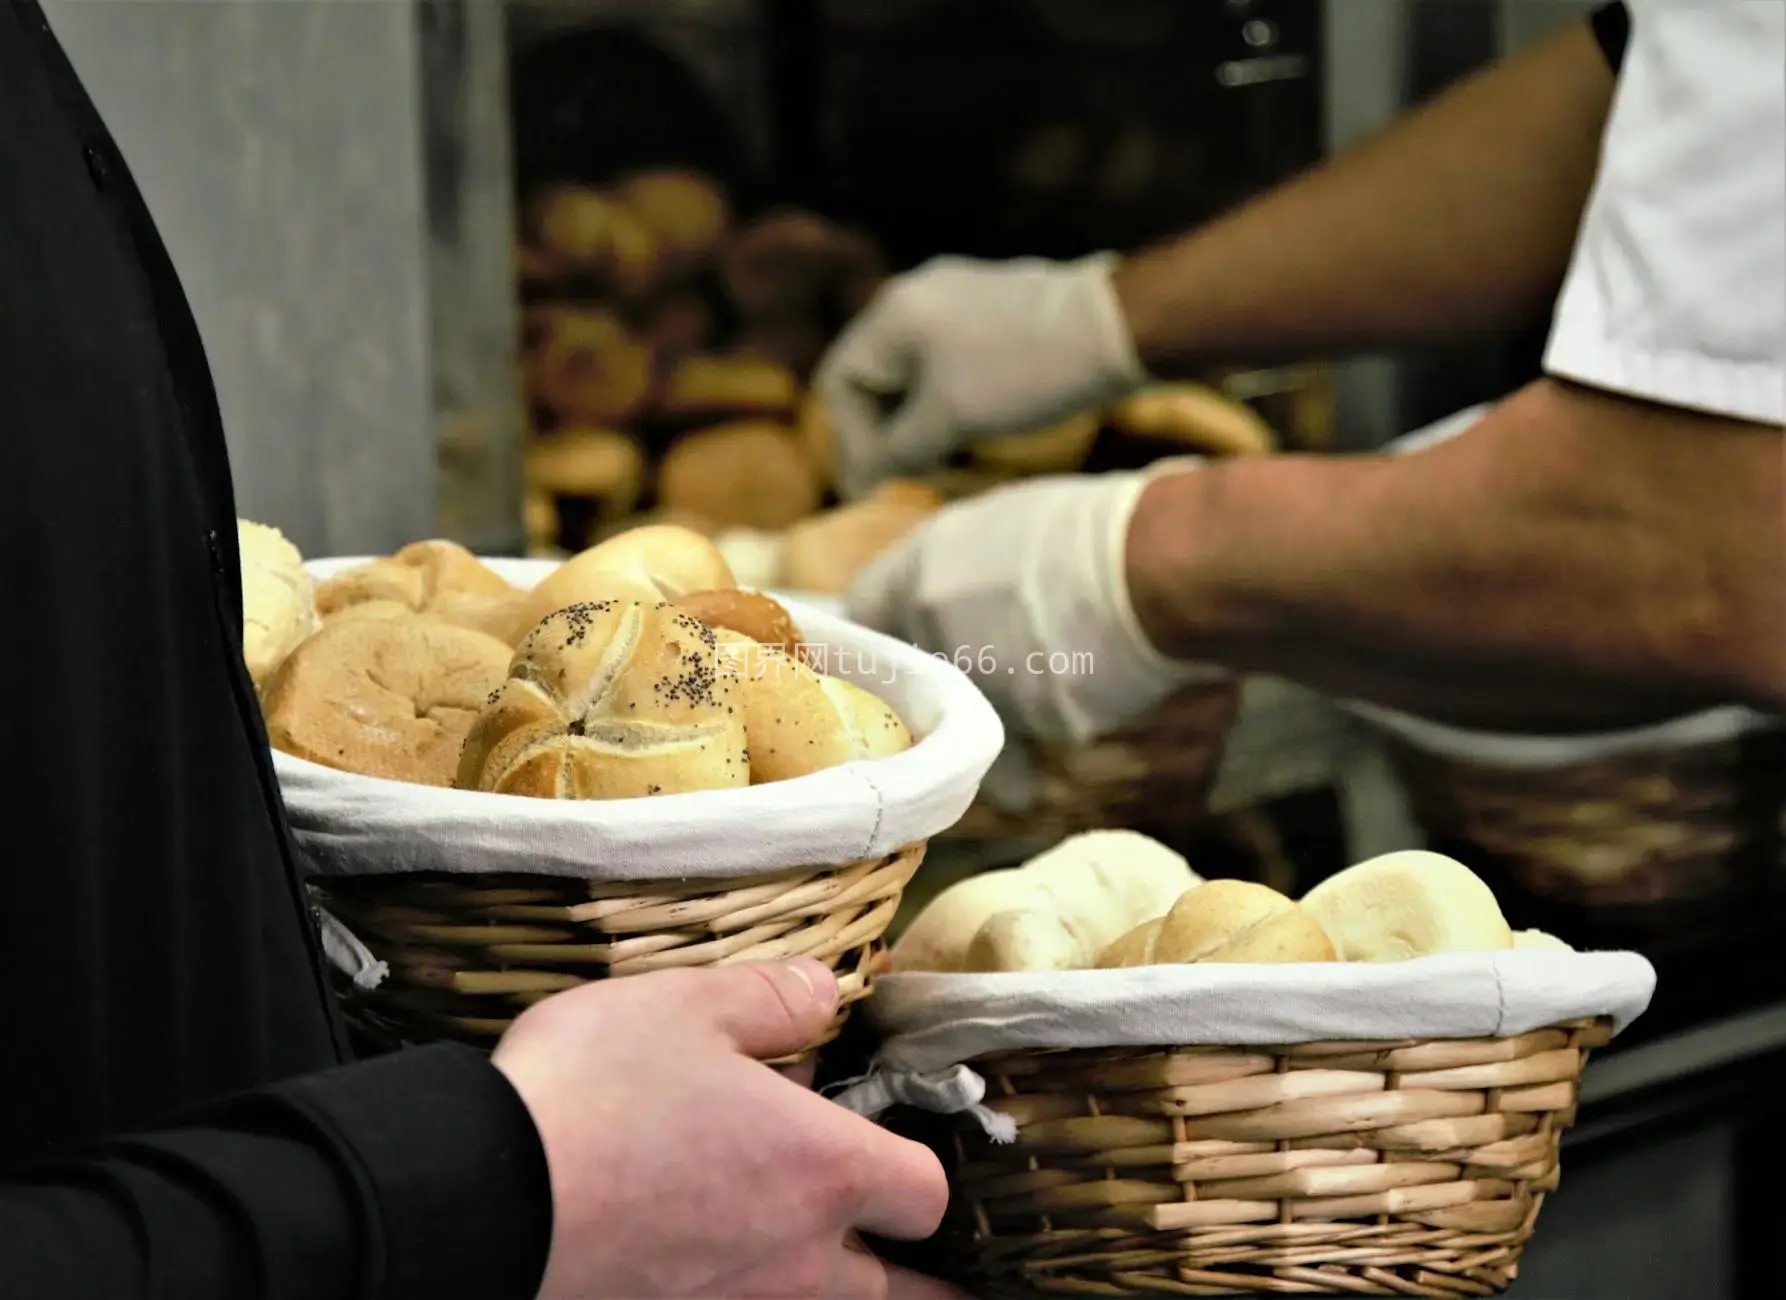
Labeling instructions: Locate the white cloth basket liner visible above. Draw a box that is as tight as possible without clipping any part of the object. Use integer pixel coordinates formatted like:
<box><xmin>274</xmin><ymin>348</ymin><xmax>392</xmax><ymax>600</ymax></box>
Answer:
<box><xmin>276</xmin><ymin>557</ymin><xmax>1005</xmax><ymax>883</ymax></box>
<box><xmin>830</xmin><ymin>951</ymin><xmax>1657</xmax><ymax>1140</ymax></box>
<box><xmin>1341</xmin><ymin>404</ymin><xmax>1780</xmax><ymax>766</ymax></box>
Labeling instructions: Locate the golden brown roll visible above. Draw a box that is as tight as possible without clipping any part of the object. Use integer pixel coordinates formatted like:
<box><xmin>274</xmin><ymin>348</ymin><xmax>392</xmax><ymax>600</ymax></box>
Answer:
<box><xmin>1143</xmin><ymin>880</ymin><xmax>1336</xmax><ymax>965</ymax></box>
<box><xmin>525</xmin><ymin>184</ymin><xmax>660</xmax><ymax>298</ymax></box>
<box><xmin>237</xmin><ymin>519</ymin><xmax>317</xmax><ymax>692</ymax></box>
<box><xmin>709</xmin><ymin>630</ymin><xmax>910</xmax><ymax>784</ymax></box>
<box><xmin>525</xmin><ymin>308</ymin><xmax>655</xmax><ymax>425</ymax></box>
<box><xmin>262</xmin><ymin>618</ymin><xmax>513</xmax><ymax>786</ymax></box>
<box><xmin>657</xmin><ymin>421</ymin><xmax>823</xmax><ymax>531</ymax></box>
<box><xmin>612</xmin><ymin>169</ymin><xmax>730</xmax><ymax>270</ymax></box>
<box><xmin>526</xmin><ymin>427</ymin><xmax>647</xmax><ymax>516</ymax></box>
<box><xmin>795</xmin><ymin>390</ymin><xmax>836</xmax><ymax>485</ymax></box>
<box><xmin>519</xmin><ymin>523</ymin><xmax>736</xmax><ymax>638</ymax></box>
<box><xmin>318</xmin><ymin>541</ymin><xmax>530</xmax><ymax>645</ymax></box>
<box><xmin>970</xmin><ymin>411</ymin><xmax>1101</xmax><ymax>476</ymax></box>
<box><xmin>779</xmin><ymin>484</ymin><xmax>941</xmax><ymax>594</ymax></box>
<box><xmin>457</xmin><ymin>600</ymin><xmax>748</xmax><ymax>799</ymax></box>
<box><xmin>1095</xmin><ymin>916</ymin><xmax>1163</xmax><ymax>969</ymax></box>
<box><xmin>1107</xmin><ymin>383</ymin><xmax>1277</xmax><ymax>458</ymax></box>
<box><xmin>656</xmin><ymin>354</ymin><xmax>800</xmax><ymax>422</ymax></box>
<box><xmin>672</xmin><ymin>589</ymin><xmax>803</xmax><ymax>660</ymax></box>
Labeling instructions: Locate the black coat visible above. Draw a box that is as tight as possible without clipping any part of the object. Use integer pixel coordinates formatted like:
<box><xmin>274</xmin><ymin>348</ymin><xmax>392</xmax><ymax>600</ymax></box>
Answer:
<box><xmin>0</xmin><ymin>6</ymin><xmax>548</xmax><ymax>1297</ymax></box>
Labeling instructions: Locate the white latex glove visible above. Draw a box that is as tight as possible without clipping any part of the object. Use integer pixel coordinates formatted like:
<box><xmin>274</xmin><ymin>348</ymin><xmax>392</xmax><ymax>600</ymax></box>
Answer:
<box><xmin>816</xmin><ymin>254</ymin><xmax>1147</xmax><ymax>497</ymax></box>
<box><xmin>845</xmin><ymin>465</ymin><xmax>1229</xmax><ymax>747</ymax></box>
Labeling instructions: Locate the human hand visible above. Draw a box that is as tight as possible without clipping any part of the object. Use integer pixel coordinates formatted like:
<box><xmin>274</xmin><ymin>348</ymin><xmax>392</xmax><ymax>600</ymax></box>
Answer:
<box><xmin>493</xmin><ymin>958</ymin><xmax>968</xmax><ymax>1299</ymax></box>
<box><xmin>845</xmin><ymin>469</ymin><xmax>1227</xmax><ymax>747</ymax></box>
<box><xmin>816</xmin><ymin>254</ymin><xmax>1146</xmax><ymax>497</ymax></box>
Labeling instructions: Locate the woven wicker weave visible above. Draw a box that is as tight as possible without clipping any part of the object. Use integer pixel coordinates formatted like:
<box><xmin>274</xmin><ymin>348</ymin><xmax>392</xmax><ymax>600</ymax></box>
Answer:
<box><xmin>944</xmin><ymin>682</ymin><xmax>1243</xmax><ymax>847</ymax></box>
<box><xmin>312</xmin><ymin>844</ymin><xmax>924</xmax><ymax>1058</ymax></box>
<box><xmin>1380</xmin><ymin>732</ymin><xmax>1774</xmax><ymax>906</ymax></box>
<box><xmin>934</xmin><ymin>1017</ymin><xmax>1610</xmax><ymax>1297</ymax></box>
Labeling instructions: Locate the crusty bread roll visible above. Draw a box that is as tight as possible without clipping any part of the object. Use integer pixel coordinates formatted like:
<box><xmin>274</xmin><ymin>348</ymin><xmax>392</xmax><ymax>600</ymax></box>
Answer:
<box><xmin>324</xmin><ymin>598</ymin><xmax>418</xmax><ymax>627</ymax></box>
<box><xmin>457</xmin><ymin>600</ymin><xmax>748</xmax><ymax>799</ymax></box>
<box><xmin>237</xmin><ymin>519</ymin><xmax>317</xmax><ymax>692</ymax></box>
<box><xmin>1149</xmin><ymin>880</ymin><xmax>1337</xmax><ymax>965</ymax></box>
<box><xmin>520</xmin><ymin>524</ymin><xmax>736</xmax><ymax>633</ymax></box>
<box><xmin>657</xmin><ymin>355</ymin><xmax>800</xmax><ymax>421</ymax></box>
<box><xmin>712</xmin><ymin>630</ymin><xmax>911</xmax><ymax>783</ymax></box>
<box><xmin>892</xmin><ymin>830</ymin><xmax>1199</xmax><ymax>973</ymax></box>
<box><xmin>263</xmin><ymin>618</ymin><xmax>512</xmax><ymax>786</ymax></box>
<box><xmin>612</xmin><ymin>169</ymin><xmax>730</xmax><ymax>269</ymax></box>
<box><xmin>317</xmin><ymin>541</ymin><xmax>528</xmax><ymax>643</ymax></box>
<box><xmin>712</xmin><ymin>527</ymin><xmax>787</xmax><ymax>591</ymax></box>
<box><xmin>795</xmin><ymin>391</ymin><xmax>835</xmax><ymax>485</ymax></box>
<box><xmin>525</xmin><ymin>185</ymin><xmax>660</xmax><ymax>298</ymax></box>
<box><xmin>657</xmin><ymin>421</ymin><xmax>823</xmax><ymax>531</ymax></box>
<box><xmin>1299</xmin><ymin>850</ymin><xmax>1513</xmax><ymax>963</ymax></box>
<box><xmin>964</xmin><ymin>908</ymin><xmax>1087</xmax><ymax>974</ymax></box>
<box><xmin>970</xmin><ymin>411</ymin><xmax>1100</xmax><ymax>476</ymax></box>
<box><xmin>1515</xmin><ymin>929</ymin><xmax>1574</xmax><ymax>952</ymax></box>
<box><xmin>525</xmin><ymin>308</ymin><xmax>654</xmax><ymax>424</ymax></box>
<box><xmin>1096</xmin><ymin>916</ymin><xmax>1162</xmax><ymax>969</ymax></box>
<box><xmin>779</xmin><ymin>485</ymin><xmax>941</xmax><ymax>595</ymax></box>
<box><xmin>526</xmin><ymin>427</ymin><xmax>646</xmax><ymax>515</ymax></box>
<box><xmin>672</xmin><ymin>589</ymin><xmax>802</xmax><ymax>660</ymax></box>
<box><xmin>1108</xmin><ymin>383</ymin><xmax>1276</xmax><ymax>458</ymax></box>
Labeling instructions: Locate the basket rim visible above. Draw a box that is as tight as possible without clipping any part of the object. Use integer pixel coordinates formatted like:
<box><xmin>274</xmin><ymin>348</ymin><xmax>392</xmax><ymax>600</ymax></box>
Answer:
<box><xmin>274</xmin><ymin>556</ymin><xmax>1003</xmax><ymax>881</ymax></box>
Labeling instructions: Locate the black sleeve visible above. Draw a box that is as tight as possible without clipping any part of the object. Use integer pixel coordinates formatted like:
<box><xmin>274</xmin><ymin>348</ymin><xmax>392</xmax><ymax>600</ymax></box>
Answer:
<box><xmin>0</xmin><ymin>1045</ymin><xmax>552</xmax><ymax>1300</ymax></box>
<box><xmin>1590</xmin><ymin>2</ymin><xmax>1631</xmax><ymax>72</ymax></box>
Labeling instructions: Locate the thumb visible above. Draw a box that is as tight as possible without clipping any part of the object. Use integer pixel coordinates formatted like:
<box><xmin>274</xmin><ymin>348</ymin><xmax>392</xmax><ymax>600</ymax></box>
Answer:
<box><xmin>681</xmin><ymin>958</ymin><xmax>841</xmax><ymax>1061</ymax></box>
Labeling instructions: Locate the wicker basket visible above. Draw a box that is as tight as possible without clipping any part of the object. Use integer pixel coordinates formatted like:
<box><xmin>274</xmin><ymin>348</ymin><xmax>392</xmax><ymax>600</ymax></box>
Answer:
<box><xmin>943</xmin><ymin>681</ymin><xmax>1243</xmax><ymax>849</ymax></box>
<box><xmin>314</xmin><ymin>851</ymin><xmax>921</xmax><ymax>1055</ymax></box>
<box><xmin>283</xmin><ymin>559</ymin><xmax>1002</xmax><ymax>1060</ymax></box>
<box><xmin>934</xmin><ymin>1019</ymin><xmax>1609</xmax><ymax>1297</ymax></box>
<box><xmin>1356</xmin><ymin>705</ymin><xmax>1784</xmax><ymax>908</ymax></box>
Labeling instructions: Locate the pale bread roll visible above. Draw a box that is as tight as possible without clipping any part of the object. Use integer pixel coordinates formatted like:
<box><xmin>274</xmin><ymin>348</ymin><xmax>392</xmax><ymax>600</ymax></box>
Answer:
<box><xmin>711</xmin><ymin>629</ymin><xmax>911</xmax><ymax>783</ymax></box>
<box><xmin>891</xmin><ymin>868</ymin><xmax>1035</xmax><ymax>974</ymax></box>
<box><xmin>520</xmin><ymin>525</ymin><xmax>735</xmax><ymax>633</ymax></box>
<box><xmin>1020</xmin><ymin>830</ymin><xmax>1203</xmax><ymax>935</ymax></box>
<box><xmin>262</xmin><ymin>618</ymin><xmax>513</xmax><ymax>786</ymax></box>
<box><xmin>970</xmin><ymin>411</ymin><xmax>1100</xmax><ymax>475</ymax></box>
<box><xmin>1096</xmin><ymin>916</ymin><xmax>1163</xmax><ymax>969</ymax></box>
<box><xmin>457</xmin><ymin>600</ymin><xmax>748</xmax><ymax>799</ymax></box>
<box><xmin>657</xmin><ymin>421</ymin><xmax>823</xmax><ymax>531</ymax></box>
<box><xmin>713</xmin><ymin>527</ymin><xmax>787</xmax><ymax>591</ymax></box>
<box><xmin>1299</xmin><ymin>850</ymin><xmax>1513</xmax><ymax>962</ymax></box>
<box><xmin>963</xmin><ymin>909</ymin><xmax>1086</xmax><ymax>973</ymax></box>
<box><xmin>1108</xmin><ymin>383</ymin><xmax>1276</xmax><ymax>458</ymax></box>
<box><xmin>1515</xmin><ymin>929</ymin><xmax>1574</xmax><ymax>952</ymax></box>
<box><xmin>237</xmin><ymin>519</ymin><xmax>317</xmax><ymax>692</ymax></box>
<box><xmin>1152</xmin><ymin>880</ymin><xmax>1337</xmax><ymax>965</ymax></box>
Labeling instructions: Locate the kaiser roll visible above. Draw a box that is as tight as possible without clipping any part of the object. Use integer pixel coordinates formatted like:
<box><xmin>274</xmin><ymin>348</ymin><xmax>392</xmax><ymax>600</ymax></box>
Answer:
<box><xmin>657</xmin><ymin>421</ymin><xmax>822</xmax><ymax>531</ymax></box>
<box><xmin>519</xmin><ymin>524</ymin><xmax>736</xmax><ymax>634</ymax></box>
<box><xmin>1150</xmin><ymin>880</ymin><xmax>1336</xmax><ymax>964</ymax></box>
<box><xmin>1298</xmin><ymin>850</ymin><xmax>1513</xmax><ymax>962</ymax></box>
<box><xmin>672</xmin><ymin>589</ymin><xmax>803</xmax><ymax>660</ymax></box>
<box><xmin>237</xmin><ymin>519</ymin><xmax>317</xmax><ymax>692</ymax></box>
<box><xmin>457</xmin><ymin>599</ymin><xmax>748</xmax><ymax>799</ymax></box>
<box><xmin>318</xmin><ymin>540</ymin><xmax>529</xmax><ymax>645</ymax></box>
<box><xmin>262</xmin><ymin>618</ymin><xmax>513</xmax><ymax>786</ymax></box>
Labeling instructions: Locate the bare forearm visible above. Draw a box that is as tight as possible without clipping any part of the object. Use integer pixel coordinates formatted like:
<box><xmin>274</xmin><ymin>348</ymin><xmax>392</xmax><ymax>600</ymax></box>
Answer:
<box><xmin>1112</xmin><ymin>21</ymin><xmax>1616</xmax><ymax>373</ymax></box>
<box><xmin>1126</xmin><ymin>381</ymin><xmax>1786</xmax><ymax>731</ymax></box>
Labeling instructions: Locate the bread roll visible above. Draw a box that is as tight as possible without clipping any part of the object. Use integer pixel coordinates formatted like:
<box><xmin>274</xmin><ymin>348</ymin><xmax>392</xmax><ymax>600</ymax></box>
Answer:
<box><xmin>712</xmin><ymin>528</ymin><xmax>786</xmax><ymax>591</ymax></box>
<box><xmin>521</xmin><ymin>524</ymin><xmax>735</xmax><ymax>633</ymax></box>
<box><xmin>316</xmin><ymin>541</ymin><xmax>526</xmax><ymax>642</ymax></box>
<box><xmin>891</xmin><ymin>829</ymin><xmax>1197</xmax><ymax>973</ymax></box>
<box><xmin>970</xmin><ymin>411</ymin><xmax>1100</xmax><ymax>476</ymax></box>
<box><xmin>1515</xmin><ymin>929</ymin><xmax>1574</xmax><ymax>952</ymax></box>
<box><xmin>526</xmin><ymin>185</ymin><xmax>660</xmax><ymax>298</ymax></box>
<box><xmin>657</xmin><ymin>421</ymin><xmax>823</xmax><ymax>531</ymax></box>
<box><xmin>237</xmin><ymin>519</ymin><xmax>317</xmax><ymax>692</ymax></box>
<box><xmin>657</xmin><ymin>355</ymin><xmax>799</xmax><ymax>421</ymax></box>
<box><xmin>963</xmin><ymin>909</ymin><xmax>1085</xmax><ymax>974</ymax></box>
<box><xmin>1108</xmin><ymin>383</ymin><xmax>1276</xmax><ymax>458</ymax></box>
<box><xmin>779</xmin><ymin>488</ymin><xmax>940</xmax><ymax>595</ymax></box>
<box><xmin>795</xmin><ymin>391</ymin><xmax>835</xmax><ymax>485</ymax></box>
<box><xmin>323</xmin><ymin>598</ymin><xmax>418</xmax><ymax>627</ymax></box>
<box><xmin>527</xmin><ymin>428</ymin><xmax>646</xmax><ymax>515</ymax></box>
<box><xmin>1096</xmin><ymin>916</ymin><xmax>1162</xmax><ymax>969</ymax></box>
<box><xmin>263</xmin><ymin>618</ymin><xmax>512</xmax><ymax>786</ymax></box>
<box><xmin>672</xmin><ymin>589</ymin><xmax>802</xmax><ymax>659</ymax></box>
<box><xmin>1299</xmin><ymin>850</ymin><xmax>1513</xmax><ymax>963</ymax></box>
<box><xmin>612</xmin><ymin>169</ymin><xmax>729</xmax><ymax>269</ymax></box>
<box><xmin>457</xmin><ymin>600</ymin><xmax>748</xmax><ymax>799</ymax></box>
<box><xmin>1152</xmin><ymin>880</ymin><xmax>1337</xmax><ymax>965</ymax></box>
<box><xmin>526</xmin><ymin>308</ymin><xmax>654</xmax><ymax>424</ymax></box>
<box><xmin>715</xmin><ymin>631</ymin><xmax>911</xmax><ymax>783</ymax></box>
<box><xmin>524</xmin><ymin>491</ymin><xmax>561</xmax><ymax>554</ymax></box>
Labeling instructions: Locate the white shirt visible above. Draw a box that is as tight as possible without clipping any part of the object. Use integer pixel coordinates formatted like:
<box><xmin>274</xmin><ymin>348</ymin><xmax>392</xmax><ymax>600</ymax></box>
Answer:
<box><xmin>1545</xmin><ymin>0</ymin><xmax>1785</xmax><ymax>426</ymax></box>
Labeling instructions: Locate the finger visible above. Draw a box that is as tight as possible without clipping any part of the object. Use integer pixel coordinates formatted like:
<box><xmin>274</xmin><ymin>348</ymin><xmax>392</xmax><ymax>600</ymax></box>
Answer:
<box><xmin>825</xmin><ymin>1236</ymin><xmax>891</xmax><ymax>1300</ymax></box>
<box><xmin>870</xmin><ymin>385</ymin><xmax>959</xmax><ymax>484</ymax></box>
<box><xmin>884</xmin><ymin>1261</ymin><xmax>977</xmax><ymax>1300</ymax></box>
<box><xmin>846</xmin><ymin>1125</ymin><xmax>952</xmax><ymax>1241</ymax></box>
<box><xmin>778</xmin><ymin>1055</ymin><xmax>819</xmax><ymax>1089</ymax></box>
<box><xmin>680</xmin><ymin>958</ymin><xmax>841</xmax><ymax>1061</ymax></box>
